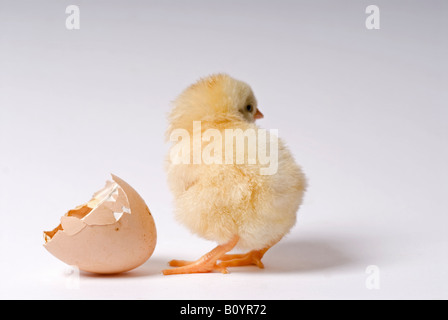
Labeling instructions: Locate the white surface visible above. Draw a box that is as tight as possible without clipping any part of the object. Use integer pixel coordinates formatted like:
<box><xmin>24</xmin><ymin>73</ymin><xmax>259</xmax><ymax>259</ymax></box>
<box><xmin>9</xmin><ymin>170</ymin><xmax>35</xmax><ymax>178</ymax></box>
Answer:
<box><xmin>1</xmin><ymin>0</ymin><xmax>447</xmax><ymax>299</ymax></box>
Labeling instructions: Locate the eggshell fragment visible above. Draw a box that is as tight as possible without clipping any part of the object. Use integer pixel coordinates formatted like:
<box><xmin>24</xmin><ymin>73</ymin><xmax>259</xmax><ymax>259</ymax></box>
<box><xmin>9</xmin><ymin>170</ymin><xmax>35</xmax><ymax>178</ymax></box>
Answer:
<box><xmin>44</xmin><ymin>175</ymin><xmax>157</xmax><ymax>274</ymax></box>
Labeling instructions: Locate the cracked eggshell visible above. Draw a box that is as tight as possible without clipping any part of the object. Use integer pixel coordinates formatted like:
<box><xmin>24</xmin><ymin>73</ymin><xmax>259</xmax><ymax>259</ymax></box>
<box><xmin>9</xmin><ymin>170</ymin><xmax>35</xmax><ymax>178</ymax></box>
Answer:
<box><xmin>44</xmin><ymin>174</ymin><xmax>157</xmax><ymax>274</ymax></box>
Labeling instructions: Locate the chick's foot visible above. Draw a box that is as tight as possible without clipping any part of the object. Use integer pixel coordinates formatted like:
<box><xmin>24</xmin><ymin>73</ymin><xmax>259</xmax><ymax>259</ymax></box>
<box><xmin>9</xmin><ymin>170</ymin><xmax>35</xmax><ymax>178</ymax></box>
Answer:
<box><xmin>168</xmin><ymin>260</ymin><xmax>194</xmax><ymax>267</ymax></box>
<box><xmin>218</xmin><ymin>247</ymin><xmax>270</xmax><ymax>269</ymax></box>
<box><xmin>163</xmin><ymin>258</ymin><xmax>227</xmax><ymax>275</ymax></box>
<box><xmin>162</xmin><ymin>236</ymin><xmax>239</xmax><ymax>275</ymax></box>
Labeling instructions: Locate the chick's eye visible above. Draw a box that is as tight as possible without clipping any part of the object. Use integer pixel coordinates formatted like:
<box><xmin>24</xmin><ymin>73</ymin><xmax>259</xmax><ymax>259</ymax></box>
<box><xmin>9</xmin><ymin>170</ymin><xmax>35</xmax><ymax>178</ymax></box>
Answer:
<box><xmin>246</xmin><ymin>105</ymin><xmax>253</xmax><ymax>112</ymax></box>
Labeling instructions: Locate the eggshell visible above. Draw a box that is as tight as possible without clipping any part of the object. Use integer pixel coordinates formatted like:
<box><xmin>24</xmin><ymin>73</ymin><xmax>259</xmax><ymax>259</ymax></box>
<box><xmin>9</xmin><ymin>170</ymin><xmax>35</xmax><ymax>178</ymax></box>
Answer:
<box><xmin>44</xmin><ymin>174</ymin><xmax>157</xmax><ymax>274</ymax></box>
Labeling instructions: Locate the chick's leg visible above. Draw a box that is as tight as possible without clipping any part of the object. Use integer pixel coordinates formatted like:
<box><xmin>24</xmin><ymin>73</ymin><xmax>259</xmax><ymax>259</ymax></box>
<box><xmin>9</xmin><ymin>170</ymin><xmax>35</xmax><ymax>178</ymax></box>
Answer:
<box><xmin>162</xmin><ymin>236</ymin><xmax>239</xmax><ymax>275</ymax></box>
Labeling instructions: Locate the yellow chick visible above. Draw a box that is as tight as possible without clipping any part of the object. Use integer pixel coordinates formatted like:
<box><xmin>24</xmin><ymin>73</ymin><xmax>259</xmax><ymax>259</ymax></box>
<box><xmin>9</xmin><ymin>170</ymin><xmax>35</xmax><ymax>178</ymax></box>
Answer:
<box><xmin>163</xmin><ymin>74</ymin><xmax>306</xmax><ymax>275</ymax></box>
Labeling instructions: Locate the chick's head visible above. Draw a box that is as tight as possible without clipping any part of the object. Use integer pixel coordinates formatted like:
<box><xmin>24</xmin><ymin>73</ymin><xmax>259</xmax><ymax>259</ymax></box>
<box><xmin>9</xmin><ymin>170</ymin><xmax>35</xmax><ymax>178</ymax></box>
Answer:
<box><xmin>168</xmin><ymin>74</ymin><xmax>263</xmax><ymax>133</ymax></box>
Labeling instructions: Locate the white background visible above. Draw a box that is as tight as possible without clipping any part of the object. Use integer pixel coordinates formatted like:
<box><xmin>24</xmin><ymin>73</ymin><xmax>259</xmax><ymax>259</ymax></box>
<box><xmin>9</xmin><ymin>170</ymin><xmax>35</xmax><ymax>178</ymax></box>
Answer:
<box><xmin>1</xmin><ymin>0</ymin><xmax>447</xmax><ymax>299</ymax></box>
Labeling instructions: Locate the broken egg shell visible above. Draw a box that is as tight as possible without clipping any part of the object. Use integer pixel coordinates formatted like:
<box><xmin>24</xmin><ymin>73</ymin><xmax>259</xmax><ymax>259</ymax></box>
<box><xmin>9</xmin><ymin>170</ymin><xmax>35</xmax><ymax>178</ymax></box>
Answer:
<box><xmin>44</xmin><ymin>174</ymin><xmax>157</xmax><ymax>274</ymax></box>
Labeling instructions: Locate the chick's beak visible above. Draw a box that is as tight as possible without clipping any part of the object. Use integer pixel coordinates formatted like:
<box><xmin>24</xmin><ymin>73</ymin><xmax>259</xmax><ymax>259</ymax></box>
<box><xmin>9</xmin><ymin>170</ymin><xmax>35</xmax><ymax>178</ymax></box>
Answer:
<box><xmin>254</xmin><ymin>109</ymin><xmax>264</xmax><ymax>120</ymax></box>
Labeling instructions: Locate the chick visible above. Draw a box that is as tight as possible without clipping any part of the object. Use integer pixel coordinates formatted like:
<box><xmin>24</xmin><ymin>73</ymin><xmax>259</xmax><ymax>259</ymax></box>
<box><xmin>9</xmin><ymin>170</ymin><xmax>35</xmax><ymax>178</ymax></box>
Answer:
<box><xmin>163</xmin><ymin>74</ymin><xmax>306</xmax><ymax>275</ymax></box>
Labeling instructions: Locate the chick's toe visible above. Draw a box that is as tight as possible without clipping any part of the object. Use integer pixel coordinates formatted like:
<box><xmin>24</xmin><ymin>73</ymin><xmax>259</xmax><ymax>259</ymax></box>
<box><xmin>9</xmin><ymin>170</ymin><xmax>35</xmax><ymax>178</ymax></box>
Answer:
<box><xmin>162</xmin><ymin>236</ymin><xmax>239</xmax><ymax>275</ymax></box>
